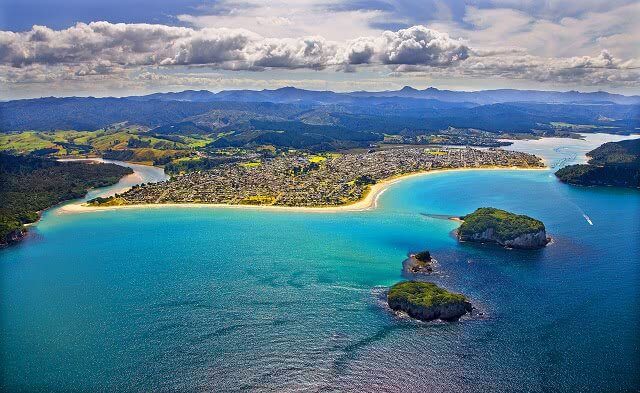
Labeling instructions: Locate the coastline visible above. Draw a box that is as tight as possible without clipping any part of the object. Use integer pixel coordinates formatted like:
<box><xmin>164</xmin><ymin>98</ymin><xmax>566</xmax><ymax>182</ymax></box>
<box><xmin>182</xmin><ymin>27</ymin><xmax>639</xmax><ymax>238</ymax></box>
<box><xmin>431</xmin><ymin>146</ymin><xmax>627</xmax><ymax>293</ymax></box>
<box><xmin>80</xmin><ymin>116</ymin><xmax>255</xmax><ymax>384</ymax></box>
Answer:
<box><xmin>58</xmin><ymin>165</ymin><xmax>548</xmax><ymax>215</ymax></box>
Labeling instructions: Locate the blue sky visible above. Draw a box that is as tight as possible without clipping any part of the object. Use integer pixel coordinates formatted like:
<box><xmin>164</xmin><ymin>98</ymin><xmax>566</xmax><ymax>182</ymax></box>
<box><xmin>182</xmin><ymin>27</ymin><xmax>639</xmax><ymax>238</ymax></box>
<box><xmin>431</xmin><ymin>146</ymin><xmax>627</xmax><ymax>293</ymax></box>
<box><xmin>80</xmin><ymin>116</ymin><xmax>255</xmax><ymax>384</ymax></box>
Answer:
<box><xmin>1</xmin><ymin>0</ymin><xmax>638</xmax><ymax>98</ymax></box>
<box><xmin>0</xmin><ymin>0</ymin><xmax>202</xmax><ymax>31</ymax></box>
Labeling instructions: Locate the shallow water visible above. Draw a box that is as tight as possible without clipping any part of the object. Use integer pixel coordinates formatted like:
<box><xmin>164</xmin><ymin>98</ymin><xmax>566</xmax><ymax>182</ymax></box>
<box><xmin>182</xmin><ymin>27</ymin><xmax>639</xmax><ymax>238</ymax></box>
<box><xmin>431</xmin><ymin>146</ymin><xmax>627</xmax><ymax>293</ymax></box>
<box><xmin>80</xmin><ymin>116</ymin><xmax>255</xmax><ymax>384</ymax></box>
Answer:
<box><xmin>1</xmin><ymin>135</ymin><xmax>639</xmax><ymax>392</ymax></box>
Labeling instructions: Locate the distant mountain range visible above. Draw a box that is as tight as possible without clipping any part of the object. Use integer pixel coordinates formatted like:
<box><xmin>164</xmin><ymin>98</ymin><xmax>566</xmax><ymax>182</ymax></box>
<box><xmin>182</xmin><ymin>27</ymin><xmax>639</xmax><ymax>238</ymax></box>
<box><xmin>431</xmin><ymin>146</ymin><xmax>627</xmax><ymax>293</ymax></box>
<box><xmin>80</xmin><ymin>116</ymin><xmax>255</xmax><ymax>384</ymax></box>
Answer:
<box><xmin>1</xmin><ymin>87</ymin><xmax>638</xmax><ymax>151</ymax></box>
<box><xmin>133</xmin><ymin>86</ymin><xmax>640</xmax><ymax>106</ymax></box>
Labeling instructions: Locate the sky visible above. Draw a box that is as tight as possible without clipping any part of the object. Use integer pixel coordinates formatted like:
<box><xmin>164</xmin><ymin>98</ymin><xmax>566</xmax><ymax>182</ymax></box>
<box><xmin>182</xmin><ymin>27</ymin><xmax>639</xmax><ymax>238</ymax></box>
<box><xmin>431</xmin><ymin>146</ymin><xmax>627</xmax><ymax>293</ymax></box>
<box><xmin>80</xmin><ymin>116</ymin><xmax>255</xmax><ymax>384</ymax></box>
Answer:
<box><xmin>0</xmin><ymin>0</ymin><xmax>639</xmax><ymax>99</ymax></box>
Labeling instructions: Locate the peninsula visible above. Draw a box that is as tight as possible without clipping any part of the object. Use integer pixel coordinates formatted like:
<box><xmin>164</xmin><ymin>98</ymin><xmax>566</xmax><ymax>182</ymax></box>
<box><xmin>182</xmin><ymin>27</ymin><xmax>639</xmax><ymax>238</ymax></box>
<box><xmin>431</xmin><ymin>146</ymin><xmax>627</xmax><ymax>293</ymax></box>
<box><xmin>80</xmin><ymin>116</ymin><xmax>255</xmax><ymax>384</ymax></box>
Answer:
<box><xmin>456</xmin><ymin>207</ymin><xmax>550</xmax><ymax>249</ymax></box>
<box><xmin>387</xmin><ymin>281</ymin><xmax>472</xmax><ymax>321</ymax></box>
<box><xmin>89</xmin><ymin>147</ymin><xmax>544</xmax><ymax>209</ymax></box>
<box><xmin>555</xmin><ymin>139</ymin><xmax>640</xmax><ymax>188</ymax></box>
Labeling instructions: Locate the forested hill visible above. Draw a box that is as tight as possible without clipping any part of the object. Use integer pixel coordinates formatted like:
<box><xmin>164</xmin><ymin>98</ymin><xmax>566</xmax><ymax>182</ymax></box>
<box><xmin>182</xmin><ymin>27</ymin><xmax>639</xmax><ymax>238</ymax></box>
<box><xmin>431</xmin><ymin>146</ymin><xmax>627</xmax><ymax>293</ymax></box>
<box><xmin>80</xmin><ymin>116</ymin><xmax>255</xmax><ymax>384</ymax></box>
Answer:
<box><xmin>0</xmin><ymin>97</ymin><xmax>218</xmax><ymax>132</ymax></box>
<box><xmin>587</xmin><ymin>138</ymin><xmax>640</xmax><ymax>167</ymax></box>
<box><xmin>1</xmin><ymin>88</ymin><xmax>638</xmax><ymax>137</ymax></box>
<box><xmin>0</xmin><ymin>154</ymin><xmax>133</xmax><ymax>246</ymax></box>
<box><xmin>555</xmin><ymin>139</ymin><xmax>640</xmax><ymax>188</ymax></box>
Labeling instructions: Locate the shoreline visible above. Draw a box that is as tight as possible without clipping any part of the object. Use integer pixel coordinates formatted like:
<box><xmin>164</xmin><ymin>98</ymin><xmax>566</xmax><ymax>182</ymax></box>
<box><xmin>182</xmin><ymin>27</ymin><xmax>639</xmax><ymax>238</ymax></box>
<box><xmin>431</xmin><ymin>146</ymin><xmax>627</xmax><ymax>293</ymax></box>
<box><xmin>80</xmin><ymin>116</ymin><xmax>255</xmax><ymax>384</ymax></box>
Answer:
<box><xmin>58</xmin><ymin>165</ymin><xmax>548</xmax><ymax>215</ymax></box>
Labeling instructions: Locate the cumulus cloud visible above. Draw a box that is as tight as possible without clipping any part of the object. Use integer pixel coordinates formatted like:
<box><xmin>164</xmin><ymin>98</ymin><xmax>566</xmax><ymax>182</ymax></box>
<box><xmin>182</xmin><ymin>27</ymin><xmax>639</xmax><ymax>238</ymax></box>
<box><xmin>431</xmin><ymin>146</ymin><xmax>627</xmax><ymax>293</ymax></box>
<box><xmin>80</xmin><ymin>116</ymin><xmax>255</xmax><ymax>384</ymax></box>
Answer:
<box><xmin>0</xmin><ymin>21</ymin><xmax>637</xmax><ymax>90</ymax></box>
<box><xmin>340</xmin><ymin>26</ymin><xmax>469</xmax><ymax>66</ymax></box>
<box><xmin>0</xmin><ymin>22</ymin><xmax>469</xmax><ymax>73</ymax></box>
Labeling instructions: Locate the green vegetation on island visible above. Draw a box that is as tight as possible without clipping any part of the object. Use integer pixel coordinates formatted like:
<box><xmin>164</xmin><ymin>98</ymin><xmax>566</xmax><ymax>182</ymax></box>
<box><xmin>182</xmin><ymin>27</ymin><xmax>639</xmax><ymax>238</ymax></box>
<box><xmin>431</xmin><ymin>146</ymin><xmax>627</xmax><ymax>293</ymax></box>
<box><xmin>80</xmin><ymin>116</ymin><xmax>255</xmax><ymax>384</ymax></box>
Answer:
<box><xmin>555</xmin><ymin>139</ymin><xmax>640</xmax><ymax>188</ymax></box>
<box><xmin>387</xmin><ymin>281</ymin><xmax>472</xmax><ymax>321</ymax></box>
<box><xmin>414</xmin><ymin>250</ymin><xmax>431</xmax><ymax>262</ymax></box>
<box><xmin>0</xmin><ymin>153</ymin><xmax>133</xmax><ymax>246</ymax></box>
<box><xmin>457</xmin><ymin>207</ymin><xmax>549</xmax><ymax>249</ymax></box>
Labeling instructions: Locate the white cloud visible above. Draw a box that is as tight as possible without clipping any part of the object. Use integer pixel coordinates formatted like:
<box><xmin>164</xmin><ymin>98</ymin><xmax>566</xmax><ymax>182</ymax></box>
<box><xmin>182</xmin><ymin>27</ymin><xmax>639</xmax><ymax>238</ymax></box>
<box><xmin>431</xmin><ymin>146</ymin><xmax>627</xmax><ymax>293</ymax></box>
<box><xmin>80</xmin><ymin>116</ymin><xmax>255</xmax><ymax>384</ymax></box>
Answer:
<box><xmin>473</xmin><ymin>0</ymin><xmax>638</xmax><ymax>20</ymax></box>
<box><xmin>395</xmin><ymin>49</ymin><xmax>640</xmax><ymax>87</ymax></box>
<box><xmin>176</xmin><ymin>0</ymin><xmax>383</xmax><ymax>40</ymax></box>
<box><xmin>0</xmin><ymin>22</ymin><xmax>470</xmax><ymax>72</ymax></box>
<box><xmin>339</xmin><ymin>26</ymin><xmax>469</xmax><ymax>67</ymax></box>
<box><xmin>431</xmin><ymin>2</ymin><xmax>640</xmax><ymax>59</ymax></box>
<box><xmin>1</xmin><ymin>7</ymin><xmax>638</xmax><ymax>96</ymax></box>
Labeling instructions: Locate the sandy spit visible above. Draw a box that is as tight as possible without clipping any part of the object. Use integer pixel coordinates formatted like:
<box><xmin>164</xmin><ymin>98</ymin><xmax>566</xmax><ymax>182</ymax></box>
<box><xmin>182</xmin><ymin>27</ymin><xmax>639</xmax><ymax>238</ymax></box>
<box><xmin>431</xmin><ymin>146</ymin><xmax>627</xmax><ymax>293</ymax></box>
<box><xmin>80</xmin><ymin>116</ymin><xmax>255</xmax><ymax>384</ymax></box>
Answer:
<box><xmin>58</xmin><ymin>166</ymin><xmax>548</xmax><ymax>215</ymax></box>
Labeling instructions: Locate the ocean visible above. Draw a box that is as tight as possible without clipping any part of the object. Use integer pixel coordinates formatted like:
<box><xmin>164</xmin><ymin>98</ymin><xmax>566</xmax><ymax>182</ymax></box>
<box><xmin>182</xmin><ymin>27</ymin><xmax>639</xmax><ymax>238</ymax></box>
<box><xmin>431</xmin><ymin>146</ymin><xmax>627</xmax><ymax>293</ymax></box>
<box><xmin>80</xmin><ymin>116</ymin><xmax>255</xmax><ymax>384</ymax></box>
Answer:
<box><xmin>1</xmin><ymin>134</ymin><xmax>639</xmax><ymax>392</ymax></box>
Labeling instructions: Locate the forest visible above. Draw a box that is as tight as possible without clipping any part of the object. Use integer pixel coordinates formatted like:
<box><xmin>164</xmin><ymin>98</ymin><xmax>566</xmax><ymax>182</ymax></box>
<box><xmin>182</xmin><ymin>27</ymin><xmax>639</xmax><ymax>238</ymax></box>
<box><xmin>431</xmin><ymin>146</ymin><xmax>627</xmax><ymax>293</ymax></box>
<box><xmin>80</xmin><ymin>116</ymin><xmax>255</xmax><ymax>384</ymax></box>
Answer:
<box><xmin>0</xmin><ymin>154</ymin><xmax>132</xmax><ymax>246</ymax></box>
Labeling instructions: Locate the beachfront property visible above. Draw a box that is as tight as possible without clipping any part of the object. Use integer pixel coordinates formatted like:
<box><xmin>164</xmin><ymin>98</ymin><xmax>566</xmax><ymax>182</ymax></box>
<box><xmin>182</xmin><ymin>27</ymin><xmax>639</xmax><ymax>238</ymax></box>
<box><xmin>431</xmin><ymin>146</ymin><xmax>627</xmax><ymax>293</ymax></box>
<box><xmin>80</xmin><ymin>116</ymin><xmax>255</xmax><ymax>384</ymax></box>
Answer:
<box><xmin>106</xmin><ymin>147</ymin><xmax>544</xmax><ymax>207</ymax></box>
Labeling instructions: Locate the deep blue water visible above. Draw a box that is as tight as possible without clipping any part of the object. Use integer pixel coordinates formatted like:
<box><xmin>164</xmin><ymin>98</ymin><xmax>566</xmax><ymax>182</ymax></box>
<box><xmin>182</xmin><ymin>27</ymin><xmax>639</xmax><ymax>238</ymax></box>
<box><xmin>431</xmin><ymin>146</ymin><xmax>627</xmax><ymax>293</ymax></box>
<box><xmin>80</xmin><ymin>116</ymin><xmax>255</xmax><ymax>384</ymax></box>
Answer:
<box><xmin>1</xmin><ymin>135</ymin><xmax>639</xmax><ymax>392</ymax></box>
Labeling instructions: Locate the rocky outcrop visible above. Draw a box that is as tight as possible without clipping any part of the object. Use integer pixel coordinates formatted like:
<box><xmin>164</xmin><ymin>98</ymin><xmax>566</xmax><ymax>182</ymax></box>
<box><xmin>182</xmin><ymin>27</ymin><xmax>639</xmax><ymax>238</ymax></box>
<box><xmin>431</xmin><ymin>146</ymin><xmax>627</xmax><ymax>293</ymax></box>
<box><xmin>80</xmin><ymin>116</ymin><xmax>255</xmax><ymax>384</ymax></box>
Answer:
<box><xmin>389</xmin><ymin>296</ymin><xmax>472</xmax><ymax>321</ymax></box>
<box><xmin>403</xmin><ymin>253</ymin><xmax>435</xmax><ymax>275</ymax></box>
<box><xmin>387</xmin><ymin>281</ymin><xmax>472</xmax><ymax>322</ymax></box>
<box><xmin>458</xmin><ymin>227</ymin><xmax>549</xmax><ymax>249</ymax></box>
<box><xmin>0</xmin><ymin>228</ymin><xmax>26</xmax><ymax>248</ymax></box>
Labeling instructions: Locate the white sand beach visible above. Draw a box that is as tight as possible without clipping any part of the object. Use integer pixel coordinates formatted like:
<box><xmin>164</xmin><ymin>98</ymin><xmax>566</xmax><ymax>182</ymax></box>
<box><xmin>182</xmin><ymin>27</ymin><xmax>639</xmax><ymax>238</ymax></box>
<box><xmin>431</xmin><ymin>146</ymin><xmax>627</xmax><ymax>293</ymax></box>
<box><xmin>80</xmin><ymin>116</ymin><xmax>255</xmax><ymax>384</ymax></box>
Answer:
<box><xmin>58</xmin><ymin>166</ymin><xmax>548</xmax><ymax>215</ymax></box>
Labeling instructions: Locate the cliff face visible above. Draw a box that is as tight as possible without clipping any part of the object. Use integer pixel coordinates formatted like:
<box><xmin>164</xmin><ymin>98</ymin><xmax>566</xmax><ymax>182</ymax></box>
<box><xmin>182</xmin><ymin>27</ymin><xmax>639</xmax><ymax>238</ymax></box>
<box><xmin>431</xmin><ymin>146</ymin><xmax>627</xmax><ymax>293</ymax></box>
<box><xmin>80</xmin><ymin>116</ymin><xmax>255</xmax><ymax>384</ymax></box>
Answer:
<box><xmin>457</xmin><ymin>207</ymin><xmax>550</xmax><ymax>250</ymax></box>
<box><xmin>388</xmin><ymin>296</ymin><xmax>472</xmax><ymax>321</ymax></box>
<box><xmin>458</xmin><ymin>227</ymin><xmax>549</xmax><ymax>249</ymax></box>
<box><xmin>387</xmin><ymin>281</ymin><xmax>472</xmax><ymax>322</ymax></box>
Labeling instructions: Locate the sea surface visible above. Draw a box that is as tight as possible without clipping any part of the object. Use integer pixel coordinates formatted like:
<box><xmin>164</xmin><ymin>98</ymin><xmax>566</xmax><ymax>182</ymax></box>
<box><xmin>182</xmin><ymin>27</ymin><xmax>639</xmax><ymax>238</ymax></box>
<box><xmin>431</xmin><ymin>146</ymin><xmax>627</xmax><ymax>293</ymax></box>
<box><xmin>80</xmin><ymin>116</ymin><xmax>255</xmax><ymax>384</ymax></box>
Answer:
<box><xmin>1</xmin><ymin>134</ymin><xmax>639</xmax><ymax>392</ymax></box>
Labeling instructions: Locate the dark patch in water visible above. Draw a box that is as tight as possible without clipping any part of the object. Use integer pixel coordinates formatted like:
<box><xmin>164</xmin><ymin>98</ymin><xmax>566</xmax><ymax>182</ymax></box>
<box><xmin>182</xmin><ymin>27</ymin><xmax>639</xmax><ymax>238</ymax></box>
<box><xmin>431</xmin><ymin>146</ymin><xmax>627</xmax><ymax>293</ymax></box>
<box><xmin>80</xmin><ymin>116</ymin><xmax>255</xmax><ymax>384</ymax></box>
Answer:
<box><xmin>286</xmin><ymin>270</ymin><xmax>307</xmax><ymax>289</ymax></box>
<box><xmin>154</xmin><ymin>299</ymin><xmax>203</xmax><ymax>309</ymax></box>
<box><xmin>256</xmin><ymin>275</ymin><xmax>281</xmax><ymax>288</ymax></box>
<box><xmin>328</xmin><ymin>287</ymin><xmax>419</xmax><ymax>372</ymax></box>
<box><xmin>332</xmin><ymin>325</ymin><xmax>414</xmax><ymax>372</ymax></box>
<box><xmin>253</xmin><ymin>299</ymin><xmax>300</xmax><ymax>307</ymax></box>
<box><xmin>193</xmin><ymin>319</ymin><xmax>292</xmax><ymax>344</ymax></box>
<box><xmin>153</xmin><ymin>322</ymin><xmax>184</xmax><ymax>334</ymax></box>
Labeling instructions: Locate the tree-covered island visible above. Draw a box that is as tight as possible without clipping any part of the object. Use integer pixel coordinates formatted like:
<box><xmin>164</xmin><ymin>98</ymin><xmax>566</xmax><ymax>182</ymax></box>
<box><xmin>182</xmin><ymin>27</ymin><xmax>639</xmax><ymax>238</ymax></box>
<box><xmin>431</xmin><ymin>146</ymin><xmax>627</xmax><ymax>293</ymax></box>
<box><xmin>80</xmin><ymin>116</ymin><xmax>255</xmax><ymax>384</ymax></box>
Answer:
<box><xmin>457</xmin><ymin>207</ymin><xmax>550</xmax><ymax>249</ymax></box>
<box><xmin>387</xmin><ymin>281</ymin><xmax>472</xmax><ymax>321</ymax></box>
<box><xmin>0</xmin><ymin>153</ymin><xmax>133</xmax><ymax>246</ymax></box>
<box><xmin>555</xmin><ymin>139</ymin><xmax>640</xmax><ymax>188</ymax></box>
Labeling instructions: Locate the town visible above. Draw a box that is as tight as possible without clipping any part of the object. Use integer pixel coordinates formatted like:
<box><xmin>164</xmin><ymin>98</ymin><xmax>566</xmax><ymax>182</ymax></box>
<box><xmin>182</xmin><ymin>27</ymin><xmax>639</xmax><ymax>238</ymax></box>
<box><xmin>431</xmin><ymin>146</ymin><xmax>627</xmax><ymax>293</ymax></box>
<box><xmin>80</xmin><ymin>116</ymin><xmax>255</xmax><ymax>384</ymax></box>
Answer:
<box><xmin>94</xmin><ymin>147</ymin><xmax>544</xmax><ymax>207</ymax></box>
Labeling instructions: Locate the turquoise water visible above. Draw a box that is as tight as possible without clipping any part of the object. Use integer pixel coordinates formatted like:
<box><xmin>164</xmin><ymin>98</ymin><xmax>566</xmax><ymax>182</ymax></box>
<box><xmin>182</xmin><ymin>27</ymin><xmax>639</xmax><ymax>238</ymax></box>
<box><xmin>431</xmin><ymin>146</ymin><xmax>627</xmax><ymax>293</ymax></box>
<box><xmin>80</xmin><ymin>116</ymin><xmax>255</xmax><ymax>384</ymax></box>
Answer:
<box><xmin>1</xmin><ymin>136</ymin><xmax>639</xmax><ymax>392</ymax></box>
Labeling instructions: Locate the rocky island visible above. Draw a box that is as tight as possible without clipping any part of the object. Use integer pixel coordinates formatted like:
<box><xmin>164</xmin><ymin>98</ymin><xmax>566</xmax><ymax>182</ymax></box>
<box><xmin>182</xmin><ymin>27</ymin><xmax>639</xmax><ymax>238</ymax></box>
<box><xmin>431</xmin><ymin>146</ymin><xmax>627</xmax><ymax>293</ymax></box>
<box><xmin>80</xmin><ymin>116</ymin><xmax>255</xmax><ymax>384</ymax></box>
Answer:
<box><xmin>457</xmin><ymin>207</ymin><xmax>550</xmax><ymax>249</ymax></box>
<box><xmin>404</xmin><ymin>250</ymin><xmax>435</xmax><ymax>274</ymax></box>
<box><xmin>387</xmin><ymin>281</ymin><xmax>472</xmax><ymax>321</ymax></box>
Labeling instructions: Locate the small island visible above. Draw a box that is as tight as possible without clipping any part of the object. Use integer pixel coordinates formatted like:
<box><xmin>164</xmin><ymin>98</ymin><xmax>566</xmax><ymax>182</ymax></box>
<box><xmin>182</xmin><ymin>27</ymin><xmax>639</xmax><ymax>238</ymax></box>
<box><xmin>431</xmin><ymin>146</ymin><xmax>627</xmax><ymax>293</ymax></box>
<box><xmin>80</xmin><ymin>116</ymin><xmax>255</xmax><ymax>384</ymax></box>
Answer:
<box><xmin>555</xmin><ymin>139</ymin><xmax>640</xmax><ymax>188</ymax></box>
<box><xmin>404</xmin><ymin>250</ymin><xmax>435</xmax><ymax>274</ymax></box>
<box><xmin>387</xmin><ymin>281</ymin><xmax>472</xmax><ymax>322</ymax></box>
<box><xmin>457</xmin><ymin>207</ymin><xmax>549</xmax><ymax>249</ymax></box>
